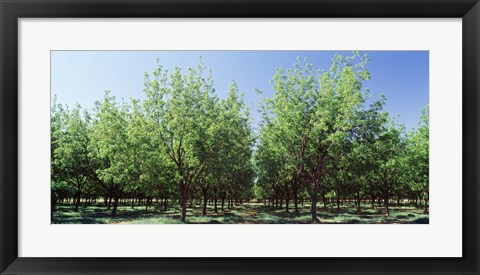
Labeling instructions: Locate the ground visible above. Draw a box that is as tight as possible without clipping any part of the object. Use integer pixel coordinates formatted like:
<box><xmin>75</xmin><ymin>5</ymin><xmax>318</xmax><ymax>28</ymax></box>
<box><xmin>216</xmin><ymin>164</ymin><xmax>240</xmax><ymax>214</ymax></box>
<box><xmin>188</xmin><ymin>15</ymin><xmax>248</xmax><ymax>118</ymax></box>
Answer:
<box><xmin>52</xmin><ymin>201</ymin><xmax>429</xmax><ymax>224</ymax></box>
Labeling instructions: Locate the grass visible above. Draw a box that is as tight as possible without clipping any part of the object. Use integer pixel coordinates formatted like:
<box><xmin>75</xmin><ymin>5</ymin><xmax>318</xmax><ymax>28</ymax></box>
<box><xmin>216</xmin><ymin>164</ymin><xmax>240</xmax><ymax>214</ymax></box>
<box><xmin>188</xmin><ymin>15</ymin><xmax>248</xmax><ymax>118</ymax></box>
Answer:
<box><xmin>52</xmin><ymin>201</ymin><xmax>429</xmax><ymax>224</ymax></box>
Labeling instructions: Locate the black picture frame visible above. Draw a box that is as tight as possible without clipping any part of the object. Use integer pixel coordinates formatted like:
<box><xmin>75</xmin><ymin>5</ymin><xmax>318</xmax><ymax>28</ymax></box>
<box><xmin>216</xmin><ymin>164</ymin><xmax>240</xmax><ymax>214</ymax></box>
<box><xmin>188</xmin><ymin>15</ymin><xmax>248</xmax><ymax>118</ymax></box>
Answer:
<box><xmin>1</xmin><ymin>0</ymin><xmax>479</xmax><ymax>274</ymax></box>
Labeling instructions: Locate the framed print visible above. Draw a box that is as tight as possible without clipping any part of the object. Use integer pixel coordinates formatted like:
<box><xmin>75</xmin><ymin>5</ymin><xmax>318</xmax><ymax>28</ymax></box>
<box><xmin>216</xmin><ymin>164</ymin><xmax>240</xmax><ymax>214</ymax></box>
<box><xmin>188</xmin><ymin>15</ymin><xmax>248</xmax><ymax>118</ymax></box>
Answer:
<box><xmin>1</xmin><ymin>0</ymin><xmax>479</xmax><ymax>274</ymax></box>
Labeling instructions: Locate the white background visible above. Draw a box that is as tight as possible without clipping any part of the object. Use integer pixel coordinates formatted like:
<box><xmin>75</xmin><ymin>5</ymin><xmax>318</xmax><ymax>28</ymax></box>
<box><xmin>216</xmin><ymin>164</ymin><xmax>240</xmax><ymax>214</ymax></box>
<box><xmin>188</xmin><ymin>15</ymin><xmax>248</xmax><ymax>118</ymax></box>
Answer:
<box><xmin>18</xmin><ymin>19</ymin><xmax>462</xmax><ymax>257</ymax></box>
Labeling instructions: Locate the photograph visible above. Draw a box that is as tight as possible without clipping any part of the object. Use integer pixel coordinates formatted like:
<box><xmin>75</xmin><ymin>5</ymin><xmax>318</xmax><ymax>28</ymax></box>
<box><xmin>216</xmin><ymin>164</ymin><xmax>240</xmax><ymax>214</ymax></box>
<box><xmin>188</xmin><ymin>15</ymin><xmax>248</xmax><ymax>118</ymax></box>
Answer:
<box><xmin>50</xmin><ymin>50</ymin><xmax>429</xmax><ymax>224</ymax></box>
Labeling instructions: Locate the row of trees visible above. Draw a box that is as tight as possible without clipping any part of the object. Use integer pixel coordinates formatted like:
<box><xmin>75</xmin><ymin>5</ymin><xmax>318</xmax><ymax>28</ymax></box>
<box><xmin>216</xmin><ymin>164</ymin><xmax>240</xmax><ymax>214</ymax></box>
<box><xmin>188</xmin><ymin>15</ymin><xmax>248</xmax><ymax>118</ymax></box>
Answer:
<box><xmin>254</xmin><ymin>53</ymin><xmax>428</xmax><ymax>223</ymax></box>
<box><xmin>52</xmin><ymin>52</ymin><xmax>429</xmax><ymax>223</ymax></box>
<box><xmin>52</xmin><ymin>62</ymin><xmax>255</xmax><ymax>221</ymax></box>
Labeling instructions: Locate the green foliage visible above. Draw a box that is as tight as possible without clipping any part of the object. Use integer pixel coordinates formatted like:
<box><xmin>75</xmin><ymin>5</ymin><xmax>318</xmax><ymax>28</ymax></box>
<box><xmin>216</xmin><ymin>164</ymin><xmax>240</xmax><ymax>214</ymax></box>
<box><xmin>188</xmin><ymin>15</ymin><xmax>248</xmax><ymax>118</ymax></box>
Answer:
<box><xmin>51</xmin><ymin>181</ymin><xmax>75</xmax><ymax>202</ymax></box>
<box><xmin>254</xmin><ymin>52</ymin><xmax>429</xmax><ymax>220</ymax></box>
<box><xmin>51</xmin><ymin>101</ymin><xmax>96</xmax><ymax>211</ymax></box>
<box><xmin>141</xmin><ymin>62</ymin><xmax>255</xmax><ymax>220</ymax></box>
<box><xmin>91</xmin><ymin>92</ymin><xmax>130</xmax><ymax>189</ymax></box>
<box><xmin>401</xmin><ymin>106</ymin><xmax>429</xmax><ymax>211</ymax></box>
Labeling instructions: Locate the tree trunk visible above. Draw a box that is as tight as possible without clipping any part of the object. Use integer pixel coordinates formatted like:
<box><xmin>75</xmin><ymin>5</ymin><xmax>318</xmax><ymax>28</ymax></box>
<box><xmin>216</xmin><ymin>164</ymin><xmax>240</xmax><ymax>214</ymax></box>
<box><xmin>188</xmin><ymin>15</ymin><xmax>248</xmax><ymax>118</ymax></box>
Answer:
<box><xmin>181</xmin><ymin>184</ymin><xmax>189</xmax><ymax>222</ymax></box>
<box><xmin>311</xmin><ymin>195</ymin><xmax>318</xmax><ymax>223</ymax></box>
<box><xmin>51</xmin><ymin>196</ymin><xmax>56</xmax><ymax>222</ymax></box>
<box><xmin>214</xmin><ymin>195</ymin><xmax>218</xmax><ymax>213</ymax></box>
<box><xmin>293</xmin><ymin>189</ymin><xmax>299</xmax><ymax>214</ymax></box>
<box><xmin>424</xmin><ymin>193</ymin><xmax>429</xmax><ymax>213</ymax></box>
<box><xmin>311</xmin><ymin>181</ymin><xmax>319</xmax><ymax>224</ymax></box>
<box><xmin>111</xmin><ymin>194</ymin><xmax>120</xmax><ymax>216</ymax></box>
<box><xmin>108</xmin><ymin>195</ymin><xmax>112</xmax><ymax>209</ymax></box>
<box><xmin>202</xmin><ymin>188</ymin><xmax>208</xmax><ymax>216</ymax></box>
<box><xmin>146</xmin><ymin>197</ymin><xmax>151</xmax><ymax>211</ymax></box>
<box><xmin>285</xmin><ymin>198</ymin><xmax>290</xmax><ymax>212</ymax></box>
<box><xmin>356</xmin><ymin>192</ymin><xmax>361</xmax><ymax>212</ymax></box>
<box><xmin>74</xmin><ymin>192</ymin><xmax>81</xmax><ymax>212</ymax></box>
<box><xmin>384</xmin><ymin>196</ymin><xmax>390</xmax><ymax>216</ymax></box>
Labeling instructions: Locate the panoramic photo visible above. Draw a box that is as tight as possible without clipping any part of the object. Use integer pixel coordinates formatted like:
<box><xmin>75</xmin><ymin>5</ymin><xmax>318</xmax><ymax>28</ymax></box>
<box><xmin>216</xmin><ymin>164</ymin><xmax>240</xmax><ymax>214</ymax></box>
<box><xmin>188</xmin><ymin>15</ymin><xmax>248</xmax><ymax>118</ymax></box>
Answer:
<box><xmin>51</xmin><ymin>50</ymin><xmax>429</xmax><ymax>224</ymax></box>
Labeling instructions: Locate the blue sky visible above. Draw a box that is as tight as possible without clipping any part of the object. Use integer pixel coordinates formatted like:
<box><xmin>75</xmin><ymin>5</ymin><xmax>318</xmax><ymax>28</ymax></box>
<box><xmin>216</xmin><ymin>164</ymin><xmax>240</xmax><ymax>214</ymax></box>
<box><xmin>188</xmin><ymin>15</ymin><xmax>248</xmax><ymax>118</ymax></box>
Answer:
<box><xmin>51</xmin><ymin>51</ymin><xmax>428</xmax><ymax>131</ymax></box>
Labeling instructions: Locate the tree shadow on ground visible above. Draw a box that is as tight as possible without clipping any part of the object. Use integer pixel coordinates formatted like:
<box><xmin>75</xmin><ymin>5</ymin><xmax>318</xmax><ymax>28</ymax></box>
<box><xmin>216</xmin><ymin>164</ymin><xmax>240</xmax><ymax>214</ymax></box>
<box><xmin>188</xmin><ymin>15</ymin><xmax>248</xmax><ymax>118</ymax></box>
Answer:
<box><xmin>406</xmin><ymin>217</ymin><xmax>429</xmax><ymax>224</ymax></box>
<box><xmin>53</xmin><ymin>202</ymin><xmax>429</xmax><ymax>224</ymax></box>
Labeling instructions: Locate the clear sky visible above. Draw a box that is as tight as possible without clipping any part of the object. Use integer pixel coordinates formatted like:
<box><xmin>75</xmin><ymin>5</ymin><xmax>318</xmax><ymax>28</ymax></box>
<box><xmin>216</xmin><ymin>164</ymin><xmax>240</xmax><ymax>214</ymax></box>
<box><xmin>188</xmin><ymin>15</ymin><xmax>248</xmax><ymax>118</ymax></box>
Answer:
<box><xmin>51</xmin><ymin>51</ymin><xmax>428</xmax><ymax>131</ymax></box>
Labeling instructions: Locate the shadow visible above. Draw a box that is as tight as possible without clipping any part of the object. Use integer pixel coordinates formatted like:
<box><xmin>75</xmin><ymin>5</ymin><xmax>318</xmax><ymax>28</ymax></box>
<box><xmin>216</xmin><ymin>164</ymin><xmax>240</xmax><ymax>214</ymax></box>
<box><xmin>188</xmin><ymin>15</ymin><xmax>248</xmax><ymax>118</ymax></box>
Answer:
<box><xmin>53</xmin><ymin>202</ymin><xmax>430</xmax><ymax>225</ymax></box>
<box><xmin>342</xmin><ymin>219</ymin><xmax>362</xmax><ymax>224</ymax></box>
<box><xmin>407</xmin><ymin>217</ymin><xmax>429</xmax><ymax>224</ymax></box>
